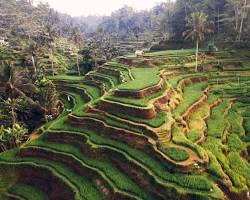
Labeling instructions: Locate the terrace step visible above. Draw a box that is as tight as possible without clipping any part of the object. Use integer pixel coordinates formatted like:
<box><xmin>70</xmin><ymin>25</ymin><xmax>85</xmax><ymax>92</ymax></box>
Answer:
<box><xmin>0</xmin><ymin>159</ymin><xmax>83</xmax><ymax>200</ymax></box>
<box><xmin>105</xmin><ymin>80</ymin><xmax>171</xmax><ymax>111</ymax></box>
<box><xmin>85</xmin><ymin>72</ymin><xmax>116</xmax><ymax>91</ymax></box>
<box><xmin>104</xmin><ymin>62</ymin><xmax>134</xmax><ymax>80</ymax></box>
<box><xmin>7</xmin><ymin>183</ymin><xmax>49</xmax><ymax>200</ymax></box>
<box><xmin>20</xmin><ymin>146</ymin><xmax>147</xmax><ymax>200</ymax></box>
<box><xmin>97</xmin><ymin>66</ymin><xmax>124</xmax><ymax>83</ymax></box>
<box><xmin>155</xmin><ymin>112</ymin><xmax>175</xmax><ymax>145</ymax></box>
<box><xmin>162</xmin><ymin>143</ymin><xmax>205</xmax><ymax>169</ymax></box>
<box><xmin>98</xmin><ymin>98</ymin><xmax>157</xmax><ymax>119</ymax></box>
<box><xmin>182</xmin><ymin>87</ymin><xmax>210</xmax><ymax>128</ymax></box>
<box><xmin>43</xmin><ymin>130</ymin><xmax>221</xmax><ymax>199</ymax></box>
<box><xmin>67</xmin><ymin>114</ymin><xmax>206</xmax><ymax>171</ymax></box>
<box><xmin>113</xmin><ymin>78</ymin><xmax>165</xmax><ymax>99</ymax></box>
<box><xmin>56</xmin><ymin>84</ymin><xmax>92</xmax><ymax>103</ymax></box>
<box><xmin>186</xmin><ymin>102</ymin><xmax>211</xmax><ymax>145</ymax></box>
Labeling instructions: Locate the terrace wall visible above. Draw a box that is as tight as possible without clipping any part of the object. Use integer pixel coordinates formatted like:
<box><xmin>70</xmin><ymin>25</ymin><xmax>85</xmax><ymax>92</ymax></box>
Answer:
<box><xmin>98</xmin><ymin>99</ymin><xmax>156</xmax><ymax>119</ymax></box>
<box><xmin>153</xmin><ymin>89</ymin><xmax>175</xmax><ymax>112</ymax></box>
<box><xmin>67</xmin><ymin>115</ymin><xmax>197</xmax><ymax>172</ymax></box>
<box><xmin>44</xmin><ymin>131</ymin><xmax>198</xmax><ymax>200</ymax></box>
<box><xmin>97</xmin><ymin>67</ymin><xmax>124</xmax><ymax>83</ymax></box>
<box><xmin>17</xmin><ymin>165</ymin><xmax>74</xmax><ymax>200</ymax></box>
<box><xmin>20</xmin><ymin>148</ymin><xmax>136</xmax><ymax>200</ymax></box>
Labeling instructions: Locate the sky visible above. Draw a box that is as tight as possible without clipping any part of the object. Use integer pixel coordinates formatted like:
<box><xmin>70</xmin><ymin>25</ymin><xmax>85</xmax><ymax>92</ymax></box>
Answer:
<box><xmin>34</xmin><ymin>0</ymin><xmax>162</xmax><ymax>16</ymax></box>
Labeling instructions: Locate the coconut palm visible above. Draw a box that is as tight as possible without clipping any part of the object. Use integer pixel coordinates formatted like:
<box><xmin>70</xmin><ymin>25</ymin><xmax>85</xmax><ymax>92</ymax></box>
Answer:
<box><xmin>4</xmin><ymin>67</ymin><xmax>45</xmax><ymax>114</ymax></box>
<box><xmin>0</xmin><ymin>125</ymin><xmax>13</xmax><ymax>151</ymax></box>
<box><xmin>183</xmin><ymin>12</ymin><xmax>213</xmax><ymax>72</ymax></box>
<box><xmin>6</xmin><ymin>69</ymin><xmax>37</xmax><ymax>102</ymax></box>
<box><xmin>3</xmin><ymin>98</ymin><xmax>19</xmax><ymax>126</ymax></box>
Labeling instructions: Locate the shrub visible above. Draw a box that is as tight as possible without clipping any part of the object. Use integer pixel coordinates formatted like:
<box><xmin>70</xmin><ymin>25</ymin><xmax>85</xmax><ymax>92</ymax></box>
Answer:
<box><xmin>206</xmin><ymin>151</ymin><xmax>225</xmax><ymax>179</ymax></box>
<box><xmin>228</xmin><ymin>152</ymin><xmax>250</xmax><ymax>182</ymax></box>
<box><xmin>207</xmin><ymin>100</ymin><xmax>229</xmax><ymax>139</ymax></box>
<box><xmin>187</xmin><ymin>131</ymin><xmax>201</xmax><ymax>142</ymax></box>
<box><xmin>227</xmin><ymin>134</ymin><xmax>245</xmax><ymax>152</ymax></box>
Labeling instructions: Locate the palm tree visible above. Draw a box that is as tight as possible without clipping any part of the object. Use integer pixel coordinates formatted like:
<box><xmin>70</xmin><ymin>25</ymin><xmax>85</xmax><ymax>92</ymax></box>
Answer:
<box><xmin>71</xmin><ymin>27</ymin><xmax>83</xmax><ymax>76</ymax></box>
<box><xmin>183</xmin><ymin>12</ymin><xmax>213</xmax><ymax>72</ymax></box>
<box><xmin>3</xmin><ymin>98</ymin><xmax>19</xmax><ymax>126</ymax></box>
<box><xmin>6</xmin><ymin>69</ymin><xmax>37</xmax><ymax>101</ymax></box>
<box><xmin>0</xmin><ymin>123</ymin><xmax>27</xmax><ymax>151</ymax></box>
<box><xmin>4</xmin><ymin>67</ymin><xmax>45</xmax><ymax>113</ymax></box>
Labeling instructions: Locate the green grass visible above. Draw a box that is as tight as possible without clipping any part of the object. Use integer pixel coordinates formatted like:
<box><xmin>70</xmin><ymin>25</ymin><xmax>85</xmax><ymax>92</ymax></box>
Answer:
<box><xmin>107</xmin><ymin>111</ymin><xmax>166</xmax><ymax>128</ymax></box>
<box><xmin>3</xmin><ymin>49</ymin><xmax>250</xmax><ymax>199</ymax></box>
<box><xmin>146</xmin><ymin>49</ymin><xmax>196</xmax><ymax>57</ymax></box>
<box><xmin>203</xmin><ymin>137</ymin><xmax>247</xmax><ymax>191</ymax></box>
<box><xmin>187</xmin><ymin>131</ymin><xmax>201</xmax><ymax>142</ymax></box>
<box><xmin>47</xmin><ymin>75</ymin><xmax>84</xmax><ymax>81</ymax></box>
<box><xmin>65</xmin><ymin>91</ymin><xmax>87</xmax><ymax>115</ymax></box>
<box><xmin>211</xmin><ymin>82</ymin><xmax>250</xmax><ymax>98</ymax></box>
<box><xmin>207</xmin><ymin>99</ymin><xmax>230</xmax><ymax>139</ymax></box>
<box><xmin>25</xmin><ymin>139</ymin><xmax>154</xmax><ymax>200</ymax></box>
<box><xmin>8</xmin><ymin>183</ymin><xmax>49</xmax><ymax>200</ymax></box>
<box><xmin>86</xmin><ymin>72</ymin><xmax>118</xmax><ymax>90</ymax></box>
<box><xmin>105</xmin><ymin>81</ymin><xmax>168</xmax><ymax>107</ymax></box>
<box><xmin>0</xmin><ymin>165</ymin><xmax>18</xmax><ymax>199</ymax></box>
<box><xmin>105</xmin><ymin>61</ymin><xmax>133</xmax><ymax>80</ymax></box>
<box><xmin>206</xmin><ymin>94</ymin><xmax>219</xmax><ymax>104</ymax></box>
<box><xmin>227</xmin><ymin>134</ymin><xmax>245</xmax><ymax>153</ymax></box>
<box><xmin>168</xmin><ymin>75</ymin><xmax>191</xmax><ymax>88</ymax></box>
<box><xmin>0</xmin><ymin>149</ymin><xmax>102</xmax><ymax>200</ymax></box>
<box><xmin>73</xmin><ymin>84</ymin><xmax>101</xmax><ymax>100</ymax></box>
<box><xmin>172</xmin><ymin>127</ymin><xmax>207</xmax><ymax>160</ymax></box>
<box><xmin>118</xmin><ymin>67</ymin><xmax>161</xmax><ymax>91</ymax></box>
<box><xmin>71</xmin><ymin>112</ymin><xmax>157</xmax><ymax>139</ymax></box>
<box><xmin>244</xmin><ymin>117</ymin><xmax>250</xmax><ymax>140</ymax></box>
<box><xmin>174</xmin><ymin>82</ymin><xmax>208</xmax><ymax>117</ymax></box>
<box><xmin>206</xmin><ymin>151</ymin><xmax>226</xmax><ymax>179</ymax></box>
<box><xmin>161</xmin><ymin>147</ymin><xmax>190</xmax><ymax>162</ymax></box>
<box><xmin>49</xmin><ymin>119</ymin><xmax>218</xmax><ymax>194</ymax></box>
<box><xmin>228</xmin><ymin>152</ymin><xmax>250</xmax><ymax>185</ymax></box>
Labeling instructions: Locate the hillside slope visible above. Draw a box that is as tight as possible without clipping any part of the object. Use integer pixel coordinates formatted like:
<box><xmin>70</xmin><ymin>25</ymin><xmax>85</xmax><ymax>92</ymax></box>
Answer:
<box><xmin>0</xmin><ymin>49</ymin><xmax>250</xmax><ymax>200</ymax></box>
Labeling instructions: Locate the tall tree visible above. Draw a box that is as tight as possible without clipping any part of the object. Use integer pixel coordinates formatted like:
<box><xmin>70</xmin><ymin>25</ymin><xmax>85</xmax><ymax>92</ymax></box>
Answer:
<box><xmin>79</xmin><ymin>45</ymin><xmax>96</xmax><ymax>74</ymax></box>
<box><xmin>71</xmin><ymin>26</ymin><xmax>83</xmax><ymax>76</ymax></box>
<box><xmin>44</xmin><ymin>25</ymin><xmax>58</xmax><ymax>76</ymax></box>
<box><xmin>183</xmin><ymin>12</ymin><xmax>213</xmax><ymax>72</ymax></box>
<box><xmin>4</xmin><ymin>67</ymin><xmax>44</xmax><ymax>111</ymax></box>
<box><xmin>225</xmin><ymin>0</ymin><xmax>250</xmax><ymax>41</ymax></box>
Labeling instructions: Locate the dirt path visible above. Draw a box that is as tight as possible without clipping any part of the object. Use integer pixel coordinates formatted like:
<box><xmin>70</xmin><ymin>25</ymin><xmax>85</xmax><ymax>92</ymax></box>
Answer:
<box><xmin>28</xmin><ymin>128</ymin><xmax>42</xmax><ymax>141</ymax></box>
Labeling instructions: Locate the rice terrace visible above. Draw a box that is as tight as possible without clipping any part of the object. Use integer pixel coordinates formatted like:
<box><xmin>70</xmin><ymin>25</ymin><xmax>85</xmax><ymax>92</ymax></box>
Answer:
<box><xmin>0</xmin><ymin>0</ymin><xmax>250</xmax><ymax>200</ymax></box>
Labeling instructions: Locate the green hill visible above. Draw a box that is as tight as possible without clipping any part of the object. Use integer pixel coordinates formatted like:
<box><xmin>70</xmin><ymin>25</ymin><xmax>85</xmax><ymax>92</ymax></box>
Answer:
<box><xmin>0</xmin><ymin>49</ymin><xmax>250</xmax><ymax>200</ymax></box>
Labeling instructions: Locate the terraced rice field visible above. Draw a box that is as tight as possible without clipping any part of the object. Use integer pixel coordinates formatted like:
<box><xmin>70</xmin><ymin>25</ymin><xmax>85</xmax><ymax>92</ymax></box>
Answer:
<box><xmin>0</xmin><ymin>49</ymin><xmax>250</xmax><ymax>200</ymax></box>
